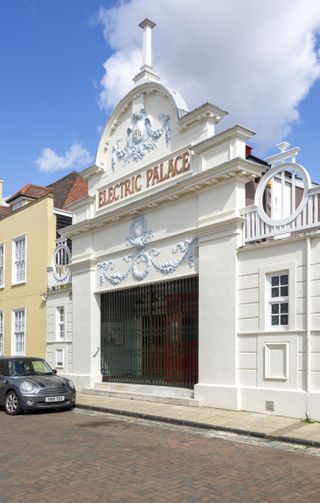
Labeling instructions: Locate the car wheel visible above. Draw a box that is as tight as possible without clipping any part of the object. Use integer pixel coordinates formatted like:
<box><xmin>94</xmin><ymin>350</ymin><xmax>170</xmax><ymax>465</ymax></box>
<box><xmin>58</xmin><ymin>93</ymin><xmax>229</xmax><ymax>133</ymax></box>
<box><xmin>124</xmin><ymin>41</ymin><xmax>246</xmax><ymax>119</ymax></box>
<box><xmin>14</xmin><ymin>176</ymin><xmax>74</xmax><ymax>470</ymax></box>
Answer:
<box><xmin>5</xmin><ymin>391</ymin><xmax>22</xmax><ymax>416</ymax></box>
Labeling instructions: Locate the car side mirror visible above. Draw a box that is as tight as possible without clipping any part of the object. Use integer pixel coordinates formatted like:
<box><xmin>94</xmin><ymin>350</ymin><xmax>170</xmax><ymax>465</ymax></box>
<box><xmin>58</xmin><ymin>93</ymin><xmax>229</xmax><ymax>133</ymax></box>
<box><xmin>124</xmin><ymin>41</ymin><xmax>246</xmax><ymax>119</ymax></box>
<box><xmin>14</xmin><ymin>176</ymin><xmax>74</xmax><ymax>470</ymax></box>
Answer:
<box><xmin>52</xmin><ymin>369</ymin><xmax>57</xmax><ymax>375</ymax></box>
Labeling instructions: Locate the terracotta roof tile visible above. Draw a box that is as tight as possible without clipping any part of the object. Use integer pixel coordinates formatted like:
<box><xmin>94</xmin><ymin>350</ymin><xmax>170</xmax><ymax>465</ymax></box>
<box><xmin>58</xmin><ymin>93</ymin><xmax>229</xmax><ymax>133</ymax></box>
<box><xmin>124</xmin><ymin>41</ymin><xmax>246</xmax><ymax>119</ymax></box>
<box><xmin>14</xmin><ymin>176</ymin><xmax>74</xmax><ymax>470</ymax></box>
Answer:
<box><xmin>0</xmin><ymin>206</ymin><xmax>11</xmax><ymax>218</ymax></box>
<box><xmin>3</xmin><ymin>171</ymin><xmax>88</xmax><ymax>218</ymax></box>
<box><xmin>6</xmin><ymin>184</ymin><xmax>50</xmax><ymax>203</ymax></box>
<box><xmin>63</xmin><ymin>175</ymin><xmax>88</xmax><ymax>208</ymax></box>
<box><xmin>46</xmin><ymin>171</ymin><xmax>87</xmax><ymax>209</ymax></box>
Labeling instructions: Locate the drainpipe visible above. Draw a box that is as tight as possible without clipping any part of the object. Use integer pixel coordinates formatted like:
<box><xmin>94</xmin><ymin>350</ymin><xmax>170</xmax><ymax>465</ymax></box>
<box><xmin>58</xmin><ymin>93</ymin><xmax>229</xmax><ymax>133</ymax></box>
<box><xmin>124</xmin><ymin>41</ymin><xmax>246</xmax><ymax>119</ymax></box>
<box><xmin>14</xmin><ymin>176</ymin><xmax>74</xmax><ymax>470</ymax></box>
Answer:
<box><xmin>306</xmin><ymin>235</ymin><xmax>311</xmax><ymax>419</ymax></box>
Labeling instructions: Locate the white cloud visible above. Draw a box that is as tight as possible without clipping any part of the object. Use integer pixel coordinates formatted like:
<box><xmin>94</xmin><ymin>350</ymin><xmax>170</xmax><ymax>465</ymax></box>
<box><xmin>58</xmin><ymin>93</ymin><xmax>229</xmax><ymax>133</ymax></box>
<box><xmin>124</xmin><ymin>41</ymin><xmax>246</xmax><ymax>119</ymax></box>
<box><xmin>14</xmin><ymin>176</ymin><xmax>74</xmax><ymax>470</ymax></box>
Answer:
<box><xmin>97</xmin><ymin>0</ymin><xmax>320</xmax><ymax>151</ymax></box>
<box><xmin>36</xmin><ymin>142</ymin><xmax>94</xmax><ymax>172</ymax></box>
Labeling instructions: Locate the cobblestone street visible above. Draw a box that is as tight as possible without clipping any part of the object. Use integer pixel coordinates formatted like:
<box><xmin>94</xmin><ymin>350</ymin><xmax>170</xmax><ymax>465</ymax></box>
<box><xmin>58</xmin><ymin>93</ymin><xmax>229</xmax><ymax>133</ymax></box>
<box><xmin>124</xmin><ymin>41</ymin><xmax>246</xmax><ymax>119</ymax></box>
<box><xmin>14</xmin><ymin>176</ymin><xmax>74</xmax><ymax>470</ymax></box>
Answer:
<box><xmin>1</xmin><ymin>408</ymin><xmax>320</xmax><ymax>503</ymax></box>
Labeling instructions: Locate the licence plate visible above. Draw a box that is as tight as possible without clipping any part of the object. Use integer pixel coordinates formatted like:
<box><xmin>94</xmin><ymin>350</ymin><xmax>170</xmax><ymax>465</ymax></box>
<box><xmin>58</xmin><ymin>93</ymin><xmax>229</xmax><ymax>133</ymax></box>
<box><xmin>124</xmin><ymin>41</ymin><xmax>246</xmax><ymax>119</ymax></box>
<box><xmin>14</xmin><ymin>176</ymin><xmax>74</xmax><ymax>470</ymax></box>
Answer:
<box><xmin>45</xmin><ymin>396</ymin><xmax>65</xmax><ymax>403</ymax></box>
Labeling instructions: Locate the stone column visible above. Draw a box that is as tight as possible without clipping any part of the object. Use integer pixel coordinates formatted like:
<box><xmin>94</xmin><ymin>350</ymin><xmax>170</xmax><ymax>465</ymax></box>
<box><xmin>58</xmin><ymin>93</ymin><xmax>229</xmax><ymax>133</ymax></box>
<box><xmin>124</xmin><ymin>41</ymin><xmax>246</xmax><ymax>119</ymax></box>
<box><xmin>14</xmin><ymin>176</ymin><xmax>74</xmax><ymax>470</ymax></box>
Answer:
<box><xmin>194</xmin><ymin>177</ymin><xmax>246</xmax><ymax>409</ymax></box>
<box><xmin>70</xmin><ymin>258</ymin><xmax>101</xmax><ymax>388</ymax></box>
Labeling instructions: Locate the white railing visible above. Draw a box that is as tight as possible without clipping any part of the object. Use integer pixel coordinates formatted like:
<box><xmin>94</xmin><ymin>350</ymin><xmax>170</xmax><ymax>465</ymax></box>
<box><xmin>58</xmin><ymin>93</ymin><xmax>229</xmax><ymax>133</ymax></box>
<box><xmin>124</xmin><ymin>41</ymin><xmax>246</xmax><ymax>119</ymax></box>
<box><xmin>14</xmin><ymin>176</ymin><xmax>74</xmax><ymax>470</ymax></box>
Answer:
<box><xmin>242</xmin><ymin>186</ymin><xmax>320</xmax><ymax>243</ymax></box>
<box><xmin>47</xmin><ymin>238</ymin><xmax>72</xmax><ymax>288</ymax></box>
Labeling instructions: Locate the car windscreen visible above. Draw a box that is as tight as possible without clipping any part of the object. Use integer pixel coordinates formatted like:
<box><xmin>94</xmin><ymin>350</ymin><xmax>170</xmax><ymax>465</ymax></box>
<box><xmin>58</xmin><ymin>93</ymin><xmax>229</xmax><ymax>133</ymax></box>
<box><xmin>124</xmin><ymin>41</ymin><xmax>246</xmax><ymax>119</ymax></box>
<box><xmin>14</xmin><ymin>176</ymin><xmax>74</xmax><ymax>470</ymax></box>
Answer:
<box><xmin>7</xmin><ymin>359</ymin><xmax>54</xmax><ymax>376</ymax></box>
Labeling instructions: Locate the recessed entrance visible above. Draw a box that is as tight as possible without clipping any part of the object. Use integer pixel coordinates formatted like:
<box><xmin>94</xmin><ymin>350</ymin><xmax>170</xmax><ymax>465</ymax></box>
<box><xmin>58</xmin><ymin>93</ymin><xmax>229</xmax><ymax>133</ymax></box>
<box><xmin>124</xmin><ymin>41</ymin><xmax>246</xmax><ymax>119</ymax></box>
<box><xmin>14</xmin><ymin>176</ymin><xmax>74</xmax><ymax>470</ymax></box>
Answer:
<box><xmin>101</xmin><ymin>276</ymin><xmax>198</xmax><ymax>388</ymax></box>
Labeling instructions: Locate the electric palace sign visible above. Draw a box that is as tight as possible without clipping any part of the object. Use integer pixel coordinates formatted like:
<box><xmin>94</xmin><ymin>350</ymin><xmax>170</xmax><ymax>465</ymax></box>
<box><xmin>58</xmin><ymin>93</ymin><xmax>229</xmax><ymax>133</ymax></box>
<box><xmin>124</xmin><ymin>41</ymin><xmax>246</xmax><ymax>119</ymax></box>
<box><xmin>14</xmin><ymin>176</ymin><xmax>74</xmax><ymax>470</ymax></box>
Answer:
<box><xmin>98</xmin><ymin>150</ymin><xmax>190</xmax><ymax>209</ymax></box>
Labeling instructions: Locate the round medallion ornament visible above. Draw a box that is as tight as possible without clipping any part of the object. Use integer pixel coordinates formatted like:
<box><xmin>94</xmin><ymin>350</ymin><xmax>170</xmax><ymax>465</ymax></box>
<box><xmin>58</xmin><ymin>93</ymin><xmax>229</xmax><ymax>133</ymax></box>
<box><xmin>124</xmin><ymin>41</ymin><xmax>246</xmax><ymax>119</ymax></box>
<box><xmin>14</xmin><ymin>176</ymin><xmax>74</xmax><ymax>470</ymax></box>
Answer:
<box><xmin>52</xmin><ymin>244</ymin><xmax>71</xmax><ymax>282</ymax></box>
<box><xmin>254</xmin><ymin>163</ymin><xmax>311</xmax><ymax>226</ymax></box>
<box><xmin>130</xmin><ymin>217</ymin><xmax>147</xmax><ymax>239</ymax></box>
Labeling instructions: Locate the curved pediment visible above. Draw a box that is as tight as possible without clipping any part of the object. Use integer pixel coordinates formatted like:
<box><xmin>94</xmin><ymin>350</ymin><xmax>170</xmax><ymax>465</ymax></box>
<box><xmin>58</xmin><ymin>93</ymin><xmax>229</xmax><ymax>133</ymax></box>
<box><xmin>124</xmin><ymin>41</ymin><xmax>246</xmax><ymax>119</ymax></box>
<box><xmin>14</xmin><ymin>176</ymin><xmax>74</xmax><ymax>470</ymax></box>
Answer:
<box><xmin>96</xmin><ymin>81</ymin><xmax>189</xmax><ymax>179</ymax></box>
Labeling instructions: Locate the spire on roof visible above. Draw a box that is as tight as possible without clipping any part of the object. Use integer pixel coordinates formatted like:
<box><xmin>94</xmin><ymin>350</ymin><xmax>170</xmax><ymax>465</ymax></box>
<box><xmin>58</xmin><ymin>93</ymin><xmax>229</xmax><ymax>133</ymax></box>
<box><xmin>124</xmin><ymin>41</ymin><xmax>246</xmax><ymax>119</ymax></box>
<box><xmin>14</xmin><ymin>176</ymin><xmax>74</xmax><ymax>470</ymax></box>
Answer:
<box><xmin>133</xmin><ymin>18</ymin><xmax>160</xmax><ymax>85</ymax></box>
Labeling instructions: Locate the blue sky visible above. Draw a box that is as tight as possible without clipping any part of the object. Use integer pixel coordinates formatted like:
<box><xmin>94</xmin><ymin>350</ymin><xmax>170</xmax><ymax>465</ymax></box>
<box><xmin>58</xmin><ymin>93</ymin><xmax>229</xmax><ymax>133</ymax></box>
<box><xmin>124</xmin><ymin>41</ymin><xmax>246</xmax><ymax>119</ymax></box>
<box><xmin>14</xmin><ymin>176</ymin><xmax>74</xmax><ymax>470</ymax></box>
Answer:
<box><xmin>1</xmin><ymin>0</ymin><xmax>320</xmax><ymax>197</ymax></box>
<box><xmin>0</xmin><ymin>0</ymin><xmax>110</xmax><ymax>196</ymax></box>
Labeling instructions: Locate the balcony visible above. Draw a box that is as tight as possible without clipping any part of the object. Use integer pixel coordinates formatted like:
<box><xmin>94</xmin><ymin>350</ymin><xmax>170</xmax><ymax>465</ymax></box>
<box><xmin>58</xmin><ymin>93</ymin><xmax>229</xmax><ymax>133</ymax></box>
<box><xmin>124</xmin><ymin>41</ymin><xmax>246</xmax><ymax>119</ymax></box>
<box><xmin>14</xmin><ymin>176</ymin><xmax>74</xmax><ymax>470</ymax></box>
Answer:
<box><xmin>242</xmin><ymin>162</ymin><xmax>320</xmax><ymax>244</ymax></box>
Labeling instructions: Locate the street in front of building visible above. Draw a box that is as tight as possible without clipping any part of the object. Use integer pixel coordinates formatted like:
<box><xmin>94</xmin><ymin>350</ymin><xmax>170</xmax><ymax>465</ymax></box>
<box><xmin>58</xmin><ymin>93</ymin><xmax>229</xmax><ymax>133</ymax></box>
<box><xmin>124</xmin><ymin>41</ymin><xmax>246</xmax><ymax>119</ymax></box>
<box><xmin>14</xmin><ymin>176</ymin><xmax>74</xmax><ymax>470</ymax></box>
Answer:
<box><xmin>1</xmin><ymin>408</ymin><xmax>320</xmax><ymax>503</ymax></box>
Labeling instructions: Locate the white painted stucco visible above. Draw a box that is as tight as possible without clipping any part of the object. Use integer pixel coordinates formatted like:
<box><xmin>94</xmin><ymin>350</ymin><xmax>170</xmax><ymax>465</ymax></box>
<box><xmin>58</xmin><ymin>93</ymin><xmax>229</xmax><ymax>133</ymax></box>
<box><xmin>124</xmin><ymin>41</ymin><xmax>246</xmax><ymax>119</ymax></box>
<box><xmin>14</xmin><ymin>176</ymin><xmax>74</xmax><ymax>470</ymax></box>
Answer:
<box><xmin>51</xmin><ymin>23</ymin><xmax>320</xmax><ymax>420</ymax></box>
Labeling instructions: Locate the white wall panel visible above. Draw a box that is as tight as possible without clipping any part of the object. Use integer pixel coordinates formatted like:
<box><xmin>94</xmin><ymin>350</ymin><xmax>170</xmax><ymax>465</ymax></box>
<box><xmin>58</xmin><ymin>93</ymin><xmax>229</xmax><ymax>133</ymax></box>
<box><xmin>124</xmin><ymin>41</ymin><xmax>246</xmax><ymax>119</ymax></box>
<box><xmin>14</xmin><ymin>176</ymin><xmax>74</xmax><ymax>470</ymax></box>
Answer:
<box><xmin>238</xmin><ymin>288</ymin><xmax>259</xmax><ymax>305</ymax></box>
<box><xmin>238</xmin><ymin>336</ymin><xmax>257</xmax><ymax>352</ymax></box>
<box><xmin>238</xmin><ymin>353</ymin><xmax>257</xmax><ymax>370</ymax></box>
<box><xmin>238</xmin><ymin>273</ymin><xmax>259</xmax><ymax>290</ymax></box>
<box><xmin>239</xmin><ymin>369</ymin><xmax>257</xmax><ymax>387</ymax></box>
<box><xmin>238</xmin><ymin>318</ymin><xmax>259</xmax><ymax>333</ymax></box>
<box><xmin>311</xmin><ymin>333</ymin><xmax>320</xmax><ymax>352</ymax></box>
<box><xmin>238</xmin><ymin>303</ymin><xmax>259</xmax><ymax>320</ymax></box>
<box><xmin>311</xmin><ymin>372</ymin><xmax>320</xmax><ymax>389</ymax></box>
<box><xmin>311</xmin><ymin>353</ymin><xmax>320</xmax><ymax>372</ymax></box>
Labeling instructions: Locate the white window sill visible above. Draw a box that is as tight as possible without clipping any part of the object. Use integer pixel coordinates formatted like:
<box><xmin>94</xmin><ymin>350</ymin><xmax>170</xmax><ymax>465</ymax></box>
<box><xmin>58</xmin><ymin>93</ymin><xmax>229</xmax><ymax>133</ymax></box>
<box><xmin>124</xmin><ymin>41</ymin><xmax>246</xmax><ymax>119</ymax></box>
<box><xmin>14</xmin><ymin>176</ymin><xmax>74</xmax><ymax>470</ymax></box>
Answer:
<box><xmin>11</xmin><ymin>281</ymin><xmax>26</xmax><ymax>287</ymax></box>
<box><xmin>268</xmin><ymin>326</ymin><xmax>289</xmax><ymax>332</ymax></box>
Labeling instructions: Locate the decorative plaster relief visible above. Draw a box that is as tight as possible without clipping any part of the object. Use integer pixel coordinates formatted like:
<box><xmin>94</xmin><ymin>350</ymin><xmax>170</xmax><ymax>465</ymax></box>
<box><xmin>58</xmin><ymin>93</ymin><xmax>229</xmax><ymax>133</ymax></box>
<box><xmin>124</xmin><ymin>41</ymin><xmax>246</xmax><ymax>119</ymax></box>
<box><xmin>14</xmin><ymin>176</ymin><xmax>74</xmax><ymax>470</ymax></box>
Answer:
<box><xmin>48</xmin><ymin>238</ymin><xmax>72</xmax><ymax>289</ymax></box>
<box><xmin>97</xmin><ymin>217</ymin><xmax>197</xmax><ymax>286</ymax></box>
<box><xmin>112</xmin><ymin>109</ymin><xmax>170</xmax><ymax>172</ymax></box>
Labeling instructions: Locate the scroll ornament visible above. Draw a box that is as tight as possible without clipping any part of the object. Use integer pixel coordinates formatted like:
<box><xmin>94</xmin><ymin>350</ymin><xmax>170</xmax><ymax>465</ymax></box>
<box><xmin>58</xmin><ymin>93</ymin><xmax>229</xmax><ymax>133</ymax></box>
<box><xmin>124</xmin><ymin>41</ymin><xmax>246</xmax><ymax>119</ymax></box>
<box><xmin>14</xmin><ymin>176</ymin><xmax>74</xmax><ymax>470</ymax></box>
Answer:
<box><xmin>97</xmin><ymin>217</ymin><xmax>197</xmax><ymax>286</ymax></box>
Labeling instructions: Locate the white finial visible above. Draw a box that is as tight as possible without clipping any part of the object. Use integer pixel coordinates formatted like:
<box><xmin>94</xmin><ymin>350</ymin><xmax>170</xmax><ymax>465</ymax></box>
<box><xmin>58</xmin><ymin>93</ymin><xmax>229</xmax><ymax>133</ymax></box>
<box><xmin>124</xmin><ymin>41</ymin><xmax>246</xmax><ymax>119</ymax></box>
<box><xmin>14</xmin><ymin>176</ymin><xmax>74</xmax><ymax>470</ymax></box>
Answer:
<box><xmin>277</xmin><ymin>141</ymin><xmax>291</xmax><ymax>153</ymax></box>
<box><xmin>133</xmin><ymin>19</ymin><xmax>159</xmax><ymax>84</ymax></box>
<box><xmin>139</xmin><ymin>18</ymin><xmax>156</xmax><ymax>69</ymax></box>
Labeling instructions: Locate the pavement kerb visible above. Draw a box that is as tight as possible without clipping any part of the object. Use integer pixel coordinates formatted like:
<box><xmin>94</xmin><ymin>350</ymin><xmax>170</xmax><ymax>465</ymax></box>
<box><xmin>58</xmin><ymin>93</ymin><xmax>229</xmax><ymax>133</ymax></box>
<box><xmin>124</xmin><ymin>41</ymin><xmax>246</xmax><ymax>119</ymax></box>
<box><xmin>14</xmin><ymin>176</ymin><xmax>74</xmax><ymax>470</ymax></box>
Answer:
<box><xmin>75</xmin><ymin>403</ymin><xmax>320</xmax><ymax>449</ymax></box>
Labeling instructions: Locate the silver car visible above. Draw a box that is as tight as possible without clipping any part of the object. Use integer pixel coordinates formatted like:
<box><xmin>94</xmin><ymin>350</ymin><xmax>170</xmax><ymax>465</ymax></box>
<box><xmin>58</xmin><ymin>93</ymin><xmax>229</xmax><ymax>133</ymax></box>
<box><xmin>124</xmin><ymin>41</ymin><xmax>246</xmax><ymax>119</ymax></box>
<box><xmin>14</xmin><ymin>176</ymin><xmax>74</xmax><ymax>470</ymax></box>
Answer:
<box><xmin>0</xmin><ymin>357</ymin><xmax>76</xmax><ymax>415</ymax></box>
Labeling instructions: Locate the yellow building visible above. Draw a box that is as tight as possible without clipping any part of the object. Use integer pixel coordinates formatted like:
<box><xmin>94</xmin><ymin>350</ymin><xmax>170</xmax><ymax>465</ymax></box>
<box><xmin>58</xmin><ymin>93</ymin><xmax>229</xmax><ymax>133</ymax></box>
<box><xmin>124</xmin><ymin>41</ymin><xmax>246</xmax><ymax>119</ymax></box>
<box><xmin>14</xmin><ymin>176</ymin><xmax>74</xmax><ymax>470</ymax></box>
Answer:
<box><xmin>0</xmin><ymin>172</ymin><xmax>87</xmax><ymax>358</ymax></box>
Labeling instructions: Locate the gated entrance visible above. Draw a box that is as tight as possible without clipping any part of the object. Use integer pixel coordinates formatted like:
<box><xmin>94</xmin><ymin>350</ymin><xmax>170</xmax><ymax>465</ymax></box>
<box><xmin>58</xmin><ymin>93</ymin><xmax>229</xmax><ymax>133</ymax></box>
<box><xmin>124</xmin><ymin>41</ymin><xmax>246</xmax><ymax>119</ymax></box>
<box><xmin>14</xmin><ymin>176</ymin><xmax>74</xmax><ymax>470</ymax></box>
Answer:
<box><xmin>101</xmin><ymin>276</ymin><xmax>198</xmax><ymax>388</ymax></box>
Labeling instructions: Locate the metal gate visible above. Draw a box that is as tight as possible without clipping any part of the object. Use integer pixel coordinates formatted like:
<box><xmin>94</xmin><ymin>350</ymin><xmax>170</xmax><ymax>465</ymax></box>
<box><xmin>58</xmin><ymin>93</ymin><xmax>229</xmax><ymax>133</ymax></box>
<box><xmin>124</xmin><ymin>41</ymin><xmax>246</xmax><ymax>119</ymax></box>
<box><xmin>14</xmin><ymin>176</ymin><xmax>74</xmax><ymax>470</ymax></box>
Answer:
<box><xmin>101</xmin><ymin>276</ymin><xmax>198</xmax><ymax>388</ymax></box>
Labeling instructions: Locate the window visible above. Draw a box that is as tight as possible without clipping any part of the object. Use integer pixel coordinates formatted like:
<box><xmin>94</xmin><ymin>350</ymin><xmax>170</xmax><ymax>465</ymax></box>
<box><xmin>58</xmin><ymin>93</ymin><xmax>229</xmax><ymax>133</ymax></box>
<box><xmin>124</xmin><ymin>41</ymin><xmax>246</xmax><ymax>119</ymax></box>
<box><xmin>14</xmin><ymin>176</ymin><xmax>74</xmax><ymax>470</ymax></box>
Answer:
<box><xmin>269</xmin><ymin>273</ymin><xmax>289</xmax><ymax>327</ymax></box>
<box><xmin>56</xmin><ymin>307</ymin><xmax>65</xmax><ymax>340</ymax></box>
<box><xmin>12</xmin><ymin>200</ymin><xmax>24</xmax><ymax>211</ymax></box>
<box><xmin>12</xmin><ymin>236</ymin><xmax>26</xmax><ymax>284</ymax></box>
<box><xmin>0</xmin><ymin>244</ymin><xmax>4</xmax><ymax>287</ymax></box>
<box><xmin>0</xmin><ymin>311</ymin><xmax>3</xmax><ymax>355</ymax></box>
<box><xmin>55</xmin><ymin>348</ymin><xmax>64</xmax><ymax>368</ymax></box>
<box><xmin>12</xmin><ymin>309</ymin><xmax>25</xmax><ymax>355</ymax></box>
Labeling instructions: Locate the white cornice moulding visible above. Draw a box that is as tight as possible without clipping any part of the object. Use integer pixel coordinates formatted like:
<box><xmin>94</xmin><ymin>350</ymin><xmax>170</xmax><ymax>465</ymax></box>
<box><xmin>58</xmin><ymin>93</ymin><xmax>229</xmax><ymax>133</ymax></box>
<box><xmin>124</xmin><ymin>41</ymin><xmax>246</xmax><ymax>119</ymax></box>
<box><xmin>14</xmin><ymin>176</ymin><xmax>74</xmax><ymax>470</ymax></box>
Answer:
<box><xmin>62</xmin><ymin>158</ymin><xmax>265</xmax><ymax>239</ymax></box>
<box><xmin>99</xmin><ymin>81</ymin><xmax>187</xmax><ymax>142</ymax></box>
<box><xmin>68</xmin><ymin>258</ymin><xmax>97</xmax><ymax>274</ymax></box>
<box><xmin>53</xmin><ymin>208</ymin><xmax>72</xmax><ymax>217</ymax></box>
<box><xmin>238</xmin><ymin>229</ymin><xmax>320</xmax><ymax>252</ymax></box>
<box><xmin>265</xmin><ymin>146</ymin><xmax>300</xmax><ymax>165</ymax></box>
<box><xmin>178</xmin><ymin>103</ymin><xmax>228</xmax><ymax>129</ymax></box>
<box><xmin>192</xmin><ymin>124</ymin><xmax>256</xmax><ymax>155</ymax></box>
<box><xmin>65</xmin><ymin>196</ymin><xmax>95</xmax><ymax>212</ymax></box>
<box><xmin>81</xmin><ymin>164</ymin><xmax>104</xmax><ymax>180</ymax></box>
<box><xmin>197</xmin><ymin>215</ymin><xmax>245</xmax><ymax>243</ymax></box>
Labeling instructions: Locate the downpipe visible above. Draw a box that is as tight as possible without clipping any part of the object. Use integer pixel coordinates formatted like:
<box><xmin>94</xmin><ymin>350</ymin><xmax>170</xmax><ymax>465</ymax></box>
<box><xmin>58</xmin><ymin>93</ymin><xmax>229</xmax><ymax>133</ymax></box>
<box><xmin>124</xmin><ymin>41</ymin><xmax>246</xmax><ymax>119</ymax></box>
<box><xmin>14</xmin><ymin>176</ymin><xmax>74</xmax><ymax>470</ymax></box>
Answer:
<box><xmin>306</xmin><ymin>236</ymin><xmax>311</xmax><ymax>420</ymax></box>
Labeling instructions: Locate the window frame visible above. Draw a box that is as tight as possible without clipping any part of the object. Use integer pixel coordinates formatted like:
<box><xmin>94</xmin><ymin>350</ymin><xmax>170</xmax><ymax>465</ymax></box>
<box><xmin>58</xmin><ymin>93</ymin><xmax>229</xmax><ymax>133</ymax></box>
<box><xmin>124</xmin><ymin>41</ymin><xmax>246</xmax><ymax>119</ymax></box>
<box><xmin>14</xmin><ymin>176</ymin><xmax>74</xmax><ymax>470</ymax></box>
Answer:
<box><xmin>259</xmin><ymin>262</ymin><xmax>296</xmax><ymax>331</ymax></box>
<box><xmin>11</xmin><ymin>308</ymin><xmax>26</xmax><ymax>356</ymax></box>
<box><xmin>0</xmin><ymin>244</ymin><xmax>4</xmax><ymax>288</ymax></box>
<box><xmin>12</xmin><ymin>235</ymin><xmax>27</xmax><ymax>285</ymax></box>
<box><xmin>56</xmin><ymin>306</ymin><xmax>65</xmax><ymax>341</ymax></box>
<box><xmin>268</xmin><ymin>272</ymin><xmax>289</xmax><ymax>328</ymax></box>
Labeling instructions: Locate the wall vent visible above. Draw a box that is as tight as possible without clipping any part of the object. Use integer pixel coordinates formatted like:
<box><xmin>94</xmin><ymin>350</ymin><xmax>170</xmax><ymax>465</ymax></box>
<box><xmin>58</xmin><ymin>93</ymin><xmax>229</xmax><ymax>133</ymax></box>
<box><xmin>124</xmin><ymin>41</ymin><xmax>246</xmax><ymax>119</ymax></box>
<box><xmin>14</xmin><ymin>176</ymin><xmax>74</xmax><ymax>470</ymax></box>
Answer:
<box><xmin>265</xmin><ymin>400</ymin><xmax>275</xmax><ymax>412</ymax></box>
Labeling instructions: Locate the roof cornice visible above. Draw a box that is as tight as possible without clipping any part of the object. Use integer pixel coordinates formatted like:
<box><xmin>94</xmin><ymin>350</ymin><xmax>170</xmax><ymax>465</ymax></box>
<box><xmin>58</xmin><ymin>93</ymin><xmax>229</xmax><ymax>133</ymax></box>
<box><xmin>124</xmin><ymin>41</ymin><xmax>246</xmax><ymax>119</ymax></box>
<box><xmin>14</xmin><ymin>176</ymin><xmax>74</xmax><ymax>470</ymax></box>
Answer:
<box><xmin>179</xmin><ymin>103</ymin><xmax>228</xmax><ymax>129</ymax></box>
<box><xmin>61</xmin><ymin>157</ymin><xmax>265</xmax><ymax>239</ymax></box>
<box><xmin>192</xmin><ymin>124</ymin><xmax>255</xmax><ymax>154</ymax></box>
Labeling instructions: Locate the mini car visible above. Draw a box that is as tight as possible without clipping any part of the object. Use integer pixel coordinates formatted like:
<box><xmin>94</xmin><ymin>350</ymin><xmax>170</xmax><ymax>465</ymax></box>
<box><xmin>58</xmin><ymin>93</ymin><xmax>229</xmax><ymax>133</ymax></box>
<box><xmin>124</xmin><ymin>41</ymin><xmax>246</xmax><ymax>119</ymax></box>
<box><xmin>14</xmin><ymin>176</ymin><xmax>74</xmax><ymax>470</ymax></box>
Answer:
<box><xmin>0</xmin><ymin>356</ymin><xmax>76</xmax><ymax>415</ymax></box>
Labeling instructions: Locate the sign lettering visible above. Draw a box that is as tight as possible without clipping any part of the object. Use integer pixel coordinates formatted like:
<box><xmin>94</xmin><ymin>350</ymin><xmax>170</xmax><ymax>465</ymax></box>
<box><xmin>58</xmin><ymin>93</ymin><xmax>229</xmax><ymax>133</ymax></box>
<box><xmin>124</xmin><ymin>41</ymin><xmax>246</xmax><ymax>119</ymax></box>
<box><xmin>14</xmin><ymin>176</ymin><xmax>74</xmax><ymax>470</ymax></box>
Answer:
<box><xmin>98</xmin><ymin>151</ymin><xmax>190</xmax><ymax>209</ymax></box>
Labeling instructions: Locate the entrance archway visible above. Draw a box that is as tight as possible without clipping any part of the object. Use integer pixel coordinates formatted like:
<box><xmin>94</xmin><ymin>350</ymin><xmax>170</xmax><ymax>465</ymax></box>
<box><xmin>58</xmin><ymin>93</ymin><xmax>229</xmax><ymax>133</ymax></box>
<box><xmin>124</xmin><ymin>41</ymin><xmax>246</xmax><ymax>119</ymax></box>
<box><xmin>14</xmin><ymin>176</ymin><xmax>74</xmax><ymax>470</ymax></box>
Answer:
<box><xmin>101</xmin><ymin>276</ymin><xmax>198</xmax><ymax>388</ymax></box>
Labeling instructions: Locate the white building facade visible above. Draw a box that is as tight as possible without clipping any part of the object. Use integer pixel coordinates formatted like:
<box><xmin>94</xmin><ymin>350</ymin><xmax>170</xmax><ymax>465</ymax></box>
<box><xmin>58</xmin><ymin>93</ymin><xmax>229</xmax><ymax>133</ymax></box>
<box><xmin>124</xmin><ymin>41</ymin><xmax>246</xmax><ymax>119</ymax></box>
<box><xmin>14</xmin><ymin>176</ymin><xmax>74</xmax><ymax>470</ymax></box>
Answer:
<box><xmin>49</xmin><ymin>20</ymin><xmax>320</xmax><ymax>420</ymax></box>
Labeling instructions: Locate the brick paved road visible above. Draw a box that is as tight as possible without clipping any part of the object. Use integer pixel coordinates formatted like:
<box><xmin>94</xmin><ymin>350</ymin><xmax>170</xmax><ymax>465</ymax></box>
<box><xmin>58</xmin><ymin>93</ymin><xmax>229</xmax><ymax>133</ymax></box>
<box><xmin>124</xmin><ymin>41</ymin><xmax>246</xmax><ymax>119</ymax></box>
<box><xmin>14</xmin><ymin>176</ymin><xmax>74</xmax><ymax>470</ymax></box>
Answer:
<box><xmin>1</xmin><ymin>409</ymin><xmax>320</xmax><ymax>503</ymax></box>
